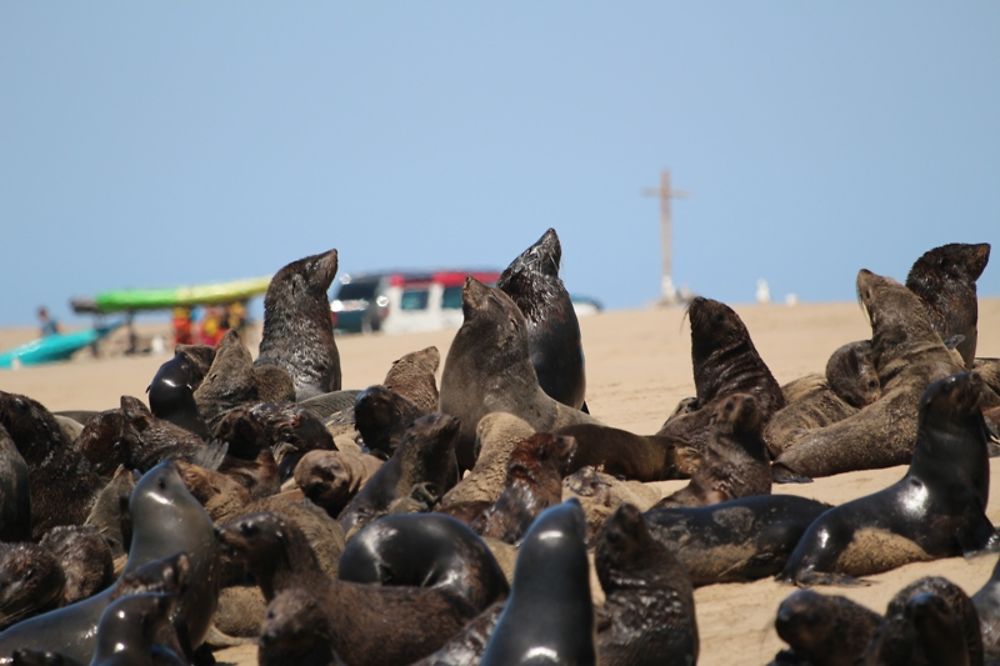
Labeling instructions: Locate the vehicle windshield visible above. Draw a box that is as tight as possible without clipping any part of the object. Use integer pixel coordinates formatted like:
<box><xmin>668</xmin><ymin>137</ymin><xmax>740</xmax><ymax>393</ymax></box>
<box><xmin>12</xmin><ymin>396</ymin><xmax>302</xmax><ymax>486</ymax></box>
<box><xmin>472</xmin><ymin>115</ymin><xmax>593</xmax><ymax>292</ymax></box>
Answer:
<box><xmin>334</xmin><ymin>281</ymin><xmax>378</xmax><ymax>301</ymax></box>
<box><xmin>442</xmin><ymin>286</ymin><xmax>462</xmax><ymax>309</ymax></box>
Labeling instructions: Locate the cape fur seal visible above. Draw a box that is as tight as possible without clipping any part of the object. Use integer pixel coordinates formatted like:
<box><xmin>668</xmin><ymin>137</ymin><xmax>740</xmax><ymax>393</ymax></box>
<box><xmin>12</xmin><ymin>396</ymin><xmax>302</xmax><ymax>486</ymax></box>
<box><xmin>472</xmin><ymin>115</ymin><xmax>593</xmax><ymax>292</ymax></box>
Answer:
<box><xmin>497</xmin><ymin>228</ymin><xmax>588</xmax><ymax>411</ymax></box>
<box><xmin>906</xmin><ymin>242</ymin><xmax>990</xmax><ymax>369</ymax></box>
<box><xmin>595</xmin><ymin>503</ymin><xmax>699</xmax><ymax>666</ymax></box>
<box><xmin>770</xmin><ymin>589</ymin><xmax>881</xmax><ymax>666</ymax></box>
<box><xmin>257</xmin><ymin>588</ymin><xmax>340</xmax><ymax>666</ymax></box>
<box><xmin>656</xmin><ymin>392</ymin><xmax>771</xmax><ymax>508</ymax></box>
<box><xmin>146</xmin><ymin>347</ymin><xmax>212</xmax><ymax>440</ymax></box>
<box><xmin>862</xmin><ymin>576</ymin><xmax>983</xmax><ymax>665</ymax></box>
<box><xmin>772</xmin><ymin>269</ymin><xmax>964</xmax><ymax>478</ymax></box>
<box><xmin>0</xmin><ymin>544</ymin><xmax>64</xmax><ymax>630</ymax></box>
<box><xmin>656</xmin><ymin>297</ymin><xmax>784</xmax><ymax>475</ymax></box>
<box><xmin>481</xmin><ymin>499</ymin><xmax>595</xmax><ymax>666</ymax></box>
<box><xmin>89</xmin><ymin>592</ymin><xmax>185</xmax><ymax>666</ymax></box>
<box><xmin>256</xmin><ymin>249</ymin><xmax>342</xmax><ymax>399</ymax></box>
<box><xmin>780</xmin><ymin>371</ymin><xmax>993</xmax><ymax>584</ymax></box>
<box><xmin>973</xmin><ymin>555</ymin><xmax>1000</xmax><ymax>662</ymax></box>
<box><xmin>0</xmin><ymin>426</ymin><xmax>30</xmax><ymax>543</ymax></box>
<box><xmin>825</xmin><ymin>340</ymin><xmax>881</xmax><ymax>408</ymax></box>
<box><xmin>440</xmin><ymin>278</ymin><xmax>598</xmax><ymax>470</ymax></box>
<box><xmin>0</xmin><ymin>462</ymin><xmax>219</xmax><ymax>662</ymax></box>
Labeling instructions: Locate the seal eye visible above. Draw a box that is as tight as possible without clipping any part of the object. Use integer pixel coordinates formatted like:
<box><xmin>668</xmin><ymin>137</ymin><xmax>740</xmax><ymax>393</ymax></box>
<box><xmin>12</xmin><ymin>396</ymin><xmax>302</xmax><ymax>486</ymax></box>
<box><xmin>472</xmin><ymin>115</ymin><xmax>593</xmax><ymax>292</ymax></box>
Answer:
<box><xmin>157</xmin><ymin>478</ymin><xmax>168</xmax><ymax>491</ymax></box>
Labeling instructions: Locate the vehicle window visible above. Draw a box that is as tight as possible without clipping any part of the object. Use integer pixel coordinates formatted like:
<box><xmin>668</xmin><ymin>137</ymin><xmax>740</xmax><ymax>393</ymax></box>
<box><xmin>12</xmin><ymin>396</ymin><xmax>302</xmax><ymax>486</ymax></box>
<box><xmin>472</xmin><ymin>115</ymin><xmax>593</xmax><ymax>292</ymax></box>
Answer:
<box><xmin>442</xmin><ymin>286</ymin><xmax>463</xmax><ymax>309</ymax></box>
<box><xmin>401</xmin><ymin>289</ymin><xmax>429</xmax><ymax>311</ymax></box>
<box><xmin>335</xmin><ymin>282</ymin><xmax>378</xmax><ymax>300</ymax></box>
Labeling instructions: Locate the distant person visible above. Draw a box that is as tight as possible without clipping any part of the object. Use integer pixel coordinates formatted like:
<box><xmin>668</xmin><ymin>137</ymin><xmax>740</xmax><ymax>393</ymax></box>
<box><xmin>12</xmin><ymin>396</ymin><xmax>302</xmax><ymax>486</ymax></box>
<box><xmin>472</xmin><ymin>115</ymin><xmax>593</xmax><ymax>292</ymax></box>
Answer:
<box><xmin>225</xmin><ymin>301</ymin><xmax>248</xmax><ymax>333</ymax></box>
<box><xmin>172</xmin><ymin>307</ymin><xmax>194</xmax><ymax>346</ymax></box>
<box><xmin>199</xmin><ymin>306</ymin><xmax>224</xmax><ymax>346</ymax></box>
<box><xmin>37</xmin><ymin>307</ymin><xmax>60</xmax><ymax>337</ymax></box>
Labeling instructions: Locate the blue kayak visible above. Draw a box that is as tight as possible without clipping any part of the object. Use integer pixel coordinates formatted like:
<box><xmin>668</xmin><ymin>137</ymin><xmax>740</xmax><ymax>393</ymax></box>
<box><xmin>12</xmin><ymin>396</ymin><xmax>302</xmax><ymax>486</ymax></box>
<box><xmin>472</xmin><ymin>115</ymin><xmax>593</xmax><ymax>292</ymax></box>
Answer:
<box><xmin>0</xmin><ymin>324</ymin><xmax>121</xmax><ymax>369</ymax></box>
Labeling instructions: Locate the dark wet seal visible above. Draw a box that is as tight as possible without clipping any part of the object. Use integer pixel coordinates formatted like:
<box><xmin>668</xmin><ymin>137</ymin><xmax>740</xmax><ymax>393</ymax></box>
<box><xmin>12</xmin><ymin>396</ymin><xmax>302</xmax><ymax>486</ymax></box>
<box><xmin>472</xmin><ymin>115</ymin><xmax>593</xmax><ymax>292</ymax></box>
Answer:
<box><xmin>0</xmin><ymin>425</ymin><xmax>30</xmax><ymax>543</ymax></box>
<box><xmin>256</xmin><ymin>249</ymin><xmax>342</xmax><ymax>400</ymax></box>
<box><xmin>596</xmin><ymin>503</ymin><xmax>698</xmax><ymax>666</ymax></box>
<box><xmin>972</xmin><ymin>555</ymin><xmax>1000</xmax><ymax>663</ymax></box>
<box><xmin>862</xmin><ymin>575</ymin><xmax>983</xmax><ymax>666</ymax></box>
<box><xmin>481</xmin><ymin>499</ymin><xmax>595</xmax><ymax>666</ymax></box>
<box><xmin>770</xmin><ymin>588</ymin><xmax>881</xmax><ymax>666</ymax></box>
<box><xmin>779</xmin><ymin>371</ymin><xmax>993</xmax><ymax>585</ymax></box>
<box><xmin>146</xmin><ymin>347</ymin><xmax>212</xmax><ymax>440</ymax></box>
<box><xmin>497</xmin><ymin>228</ymin><xmax>588</xmax><ymax>411</ymax></box>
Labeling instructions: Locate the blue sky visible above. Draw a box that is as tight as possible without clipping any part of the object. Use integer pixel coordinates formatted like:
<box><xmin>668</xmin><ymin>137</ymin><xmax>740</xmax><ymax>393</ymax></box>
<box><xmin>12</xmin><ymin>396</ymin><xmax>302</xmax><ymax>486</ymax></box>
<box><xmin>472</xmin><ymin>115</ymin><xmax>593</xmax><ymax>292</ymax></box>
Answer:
<box><xmin>2</xmin><ymin>3</ymin><xmax>998</xmax><ymax>327</ymax></box>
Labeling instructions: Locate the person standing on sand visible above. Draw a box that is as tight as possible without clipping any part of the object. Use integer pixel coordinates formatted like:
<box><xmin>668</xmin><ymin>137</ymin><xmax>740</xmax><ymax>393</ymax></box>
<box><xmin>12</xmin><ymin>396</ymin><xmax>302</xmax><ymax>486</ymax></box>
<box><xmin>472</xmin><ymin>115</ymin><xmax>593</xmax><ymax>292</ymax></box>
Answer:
<box><xmin>37</xmin><ymin>307</ymin><xmax>60</xmax><ymax>337</ymax></box>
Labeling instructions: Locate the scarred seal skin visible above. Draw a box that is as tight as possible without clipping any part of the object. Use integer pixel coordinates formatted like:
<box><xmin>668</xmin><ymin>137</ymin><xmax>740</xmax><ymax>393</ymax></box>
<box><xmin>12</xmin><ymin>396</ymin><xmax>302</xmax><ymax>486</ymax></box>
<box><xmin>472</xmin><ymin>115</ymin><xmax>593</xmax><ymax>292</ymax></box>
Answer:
<box><xmin>497</xmin><ymin>228</ymin><xmax>587</xmax><ymax>411</ymax></box>
<box><xmin>773</xmin><ymin>269</ymin><xmax>965</xmax><ymax>478</ymax></box>
<box><xmin>256</xmin><ymin>249</ymin><xmax>342</xmax><ymax>399</ymax></box>
<box><xmin>770</xmin><ymin>589</ymin><xmax>881</xmax><ymax>666</ymax></box>
<box><xmin>779</xmin><ymin>371</ymin><xmax>993</xmax><ymax>585</ymax></box>
<box><xmin>481</xmin><ymin>499</ymin><xmax>595</xmax><ymax>666</ymax></box>
<box><xmin>0</xmin><ymin>461</ymin><xmax>219</xmax><ymax>663</ymax></box>
<box><xmin>905</xmin><ymin>242</ymin><xmax>990</xmax><ymax>369</ymax></box>
<box><xmin>644</xmin><ymin>494</ymin><xmax>832</xmax><ymax>586</ymax></box>
<box><xmin>596</xmin><ymin>503</ymin><xmax>698</xmax><ymax>666</ymax></box>
<box><xmin>656</xmin><ymin>296</ymin><xmax>784</xmax><ymax>475</ymax></box>
<box><xmin>861</xmin><ymin>576</ymin><xmax>984</xmax><ymax>666</ymax></box>
<box><xmin>440</xmin><ymin>278</ymin><xmax>598</xmax><ymax>470</ymax></box>
<box><xmin>338</xmin><ymin>512</ymin><xmax>509</xmax><ymax>611</ymax></box>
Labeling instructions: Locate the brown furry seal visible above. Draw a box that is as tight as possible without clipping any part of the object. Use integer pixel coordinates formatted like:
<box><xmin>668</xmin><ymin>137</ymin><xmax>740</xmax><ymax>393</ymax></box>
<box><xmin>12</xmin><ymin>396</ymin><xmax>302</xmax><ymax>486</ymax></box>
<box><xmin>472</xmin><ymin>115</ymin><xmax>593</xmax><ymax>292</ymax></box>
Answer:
<box><xmin>656</xmin><ymin>297</ymin><xmax>784</xmax><ymax>475</ymax></box>
<box><xmin>256</xmin><ymin>249</ymin><xmax>342</xmax><ymax>399</ymax></box>
<box><xmin>0</xmin><ymin>425</ymin><xmax>30</xmax><ymax>543</ymax></box>
<box><xmin>258</xmin><ymin>588</ymin><xmax>339</xmax><ymax>666</ymax></box>
<box><xmin>826</xmin><ymin>340</ymin><xmax>881</xmax><ymax>408</ymax></box>
<box><xmin>193</xmin><ymin>330</ymin><xmax>260</xmax><ymax>426</ymax></box>
<box><xmin>440</xmin><ymin>278</ymin><xmax>598</xmax><ymax>470</ymax></box>
<box><xmin>862</xmin><ymin>576</ymin><xmax>983</xmax><ymax>665</ymax></box>
<box><xmin>656</xmin><ymin>393</ymin><xmax>770</xmax><ymax>508</ymax></box>
<box><xmin>471</xmin><ymin>433</ymin><xmax>577</xmax><ymax>544</ymax></box>
<box><xmin>497</xmin><ymin>228</ymin><xmax>588</xmax><ymax>411</ymax></box>
<box><xmin>773</xmin><ymin>269</ymin><xmax>964</xmax><ymax>478</ymax></box>
<box><xmin>0</xmin><ymin>544</ymin><xmax>64</xmax><ymax>630</ymax></box>
<box><xmin>973</xmin><ymin>555</ymin><xmax>1000</xmax><ymax>663</ymax></box>
<box><xmin>906</xmin><ymin>242</ymin><xmax>990</xmax><ymax>368</ymax></box>
<box><xmin>0</xmin><ymin>392</ymin><xmax>104</xmax><ymax>540</ymax></box>
<box><xmin>764</xmin><ymin>375</ymin><xmax>859</xmax><ymax>460</ymax></box>
<box><xmin>218</xmin><ymin>511</ymin><xmax>499</xmax><ymax>665</ymax></box>
<box><xmin>353</xmin><ymin>385</ymin><xmax>429</xmax><ymax>459</ymax></box>
<box><xmin>770</xmin><ymin>589</ymin><xmax>881</xmax><ymax>666</ymax></box>
<box><xmin>554</xmin><ymin>423</ymin><xmax>679</xmax><ymax>482</ymax></box>
<box><xmin>338</xmin><ymin>413</ymin><xmax>460</xmax><ymax>535</ymax></box>
<box><xmin>780</xmin><ymin>371</ymin><xmax>993</xmax><ymax>584</ymax></box>
<box><xmin>294</xmin><ymin>449</ymin><xmax>383</xmax><ymax>519</ymax></box>
<box><xmin>595</xmin><ymin>503</ymin><xmax>699</xmax><ymax>666</ymax></box>
<box><xmin>383</xmin><ymin>346</ymin><xmax>441</xmax><ymax>413</ymax></box>
<box><xmin>38</xmin><ymin>526</ymin><xmax>113</xmax><ymax>605</ymax></box>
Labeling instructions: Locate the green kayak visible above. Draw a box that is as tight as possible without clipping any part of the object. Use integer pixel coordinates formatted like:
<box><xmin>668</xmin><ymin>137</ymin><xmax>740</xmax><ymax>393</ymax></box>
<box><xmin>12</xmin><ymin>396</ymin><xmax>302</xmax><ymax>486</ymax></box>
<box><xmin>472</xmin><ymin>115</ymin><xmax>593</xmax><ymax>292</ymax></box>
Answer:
<box><xmin>72</xmin><ymin>276</ymin><xmax>272</xmax><ymax>314</ymax></box>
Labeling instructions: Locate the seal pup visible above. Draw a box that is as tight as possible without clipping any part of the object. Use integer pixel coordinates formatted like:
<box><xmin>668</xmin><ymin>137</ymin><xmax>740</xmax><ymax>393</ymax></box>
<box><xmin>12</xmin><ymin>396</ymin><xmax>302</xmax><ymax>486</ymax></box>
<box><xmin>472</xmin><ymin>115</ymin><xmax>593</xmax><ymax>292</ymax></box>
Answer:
<box><xmin>89</xmin><ymin>592</ymin><xmax>185</xmax><ymax>666</ymax></box>
<box><xmin>146</xmin><ymin>347</ymin><xmax>212</xmax><ymax>440</ymax></box>
<box><xmin>562</xmin><ymin>466</ymin><xmax>663</xmax><ymax>541</ymax></box>
<box><xmin>0</xmin><ymin>544</ymin><xmax>64</xmax><ymax>630</ymax></box>
<box><xmin>780</xmin><ymin>371</ymin><xmax>993</xmax><ymax>584</ymax></box>
<box><xmin>656</xmin><ymin>296</ymin><xmax>784</xmax><ymax>475</ymax></box>
<box><xmin>439</xmin><ymin>278</ymin><xmax>598</xmax><ymax>470</ymax></box>
<box><xmin>218</xmin><ymin>511</ymin><xmax>499</xmax><ymax>665</ymax></box>
<box><xmin>258</xmin><ymin>588</ymin><xmax>340</xmax><ymax>666</ymax></box>
<box><xmin>293</xmin><ymin>449</ymin><xmax>383</xmax><ymax>519</ymax></box>
<box><xmin>826</xmin><ymin>340</ymin><xmax>881</xmax><ymax>408</ymax></box>
<box><xmin>353</xmin><ymin>385</ymin><xmax>429</xmax><ymax>459</ymax></box>
<box><xmin>972</xmin><ymin>555</ymin><xmax>1000</xmax><ymax>662</ymax></box>
<box><xmin>338</xmin><ymin>512</ymin><xmax>509</xmax><ymax>611</ymax></box>
<box><xmin>644</xmin><ymin>494</ymin><xmax>832</xmax><ymax>586</ymax></box>
<box><xmin>554</xmin><ymin>422</ymin><xmax>679</xmax><ymax>482</ymax></box>
<box><xmin>256</xmin><ymin>249</ymin><xmax>342</xmax><ymax>399</ymax></box>
<box><xmin>906</xmin><ymin>242</ymin><xmax>990</xmax><ymax>368</ymax></box>
<box><xmin>0</xmin><ymin>426</ymin><xmax>30</xmax><ymax>543</ymax></box>
<box><xmin>471</xmin><ymin>433</ymin><xmax>577</xmax><ymax>544</ymax></box>
<box><xmin>38</xmin><ymin>526</ymin><xmax>113</xmax><ymax>605</ymax></box>
<box><xmin>656</xmin><ymin>393</ymin><xmax>770</xmax><ymax>508</ymax></box>
<box><xmin>773</xmin><ymin>269</ymin><xmax>965</xmax><ymax>478</ymax></box>
<box><xmin>193</xmin><ymin>330</ymin><xmax>260</xmax><ymax>427</ymax></box>
<box><xmin>770</xmin><ymin>589</ymin><xmax>882</xmax><ymax>666</ymax></box>
<box><xmin>481</xmin><ymin>499</ymin><xmax>595</xmax><ymax>666</ymax></box>
<box><xmin>338</xmin><ymin>413</ymin><xmax>460</xmax><ymax>535</ymax></box>
<box><xmin>383</xmin><ymin>346</ymin><xmax>441</xmax><ymax>413</ymax></box>
<box><xmin>82</xmin><ymin>466</ymin><xmax>136</xmax><ymax>559</ymax></box>
<box><xmin>861</xmin><ymin>575</ymin><xmax>983</xmax><ymax>665</ymax></box>
<box><xmin>0</xmin><ymin>392</ymin><xmax>104</xmax><ymax>540</ymax></box>
<box><xmin>0</xmin><ymin>461</ymin><xmax>219</xmax><ymax>662</ymax></box>
<box><xmin>595</xmin><ymin>503</ymin><xmax>698</xmax><ymax>666</ymax></box>
<box><xmin>497</xmin><ymin>228</ymin><xmax>588</xmax><ymax>411</ymax></box>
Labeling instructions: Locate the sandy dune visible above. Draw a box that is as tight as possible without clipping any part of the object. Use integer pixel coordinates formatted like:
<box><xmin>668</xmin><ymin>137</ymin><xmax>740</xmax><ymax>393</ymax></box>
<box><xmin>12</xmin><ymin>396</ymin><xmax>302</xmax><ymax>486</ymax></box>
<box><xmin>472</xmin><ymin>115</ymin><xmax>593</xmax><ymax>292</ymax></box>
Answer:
<box><xmin>1</xmin><ymin>297</ymin><xmax>998</xmax><ymax>664</ymax></box>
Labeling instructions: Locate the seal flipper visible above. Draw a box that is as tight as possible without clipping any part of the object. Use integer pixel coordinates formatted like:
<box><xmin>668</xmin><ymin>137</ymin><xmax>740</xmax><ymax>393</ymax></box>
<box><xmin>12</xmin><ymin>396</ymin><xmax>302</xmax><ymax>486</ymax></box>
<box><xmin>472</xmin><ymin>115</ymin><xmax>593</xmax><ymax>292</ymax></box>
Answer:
<box><xmin>956</xmin><ymin>510</ymin><xmax>1000</xmax><ymax>557</ymax></box>
<box><xmin>779</xmin><ymin>569</ymin><xmax>873</xmax><ymax>587</ymax></box>
<box><xmin>771</xmin><ymin>464</ymin><xmax>813</xmax><ymax>484</ymax></box>
<box><xmin>190</xmin><ymin>439</ymin><xmax>229</xmax><ymax>472</ymax></box>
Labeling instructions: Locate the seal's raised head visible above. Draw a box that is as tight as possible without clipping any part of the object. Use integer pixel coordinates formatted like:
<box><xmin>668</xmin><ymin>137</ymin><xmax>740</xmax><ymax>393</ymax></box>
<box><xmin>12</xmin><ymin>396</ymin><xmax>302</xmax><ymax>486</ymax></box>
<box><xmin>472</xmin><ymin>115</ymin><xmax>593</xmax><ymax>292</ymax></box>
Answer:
<box><xmin>919</xmin><ymin>372</ymin><xmax>986</xmax><ymax>420</ymax></box>
<box><xmin>497</xmin><ymin>228</ymin><xmax>563</xmax><ymax>316</ymax></box>
<box><xmin>908</xmin><ymin>243</ymin><xmax>991</xmax><ymax>287</ymax></box>
<box><xmin>595</xmin><ymin>503</ymin><xmax>654</xmax><ymax>582</ymax></box>
<box><xmin>712</xmin><ymin>393</ymin><xmax>762</xmax><ymax>436</ymax></box>
<box><xmin>686</xmin><ymin>297</ymin><xmax>750</xmax><ymax>358</ymax></box>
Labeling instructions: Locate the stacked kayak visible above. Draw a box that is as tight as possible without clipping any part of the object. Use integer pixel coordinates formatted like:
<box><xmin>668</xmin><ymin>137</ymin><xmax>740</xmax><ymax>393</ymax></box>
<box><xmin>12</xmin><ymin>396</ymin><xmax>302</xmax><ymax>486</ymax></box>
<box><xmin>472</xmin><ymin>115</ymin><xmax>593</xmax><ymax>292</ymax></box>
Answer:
<box><xmin>0</xmin><ymin>324</ymin><xmax>121</xmax><ymax>369</ymax></box>
<box><xmin>71</xmin><ymin>276</ymin><xmax>272</xmax><ymax>314</ymax></box>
